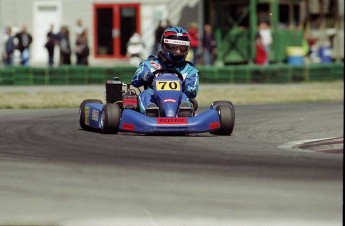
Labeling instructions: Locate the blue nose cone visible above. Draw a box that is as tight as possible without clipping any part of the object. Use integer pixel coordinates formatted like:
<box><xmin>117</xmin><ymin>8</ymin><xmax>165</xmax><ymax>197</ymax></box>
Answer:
<box><xmin>164</xmin><ymin>102</ymin><xmax>179</xmax><ymax>117</ymax></box>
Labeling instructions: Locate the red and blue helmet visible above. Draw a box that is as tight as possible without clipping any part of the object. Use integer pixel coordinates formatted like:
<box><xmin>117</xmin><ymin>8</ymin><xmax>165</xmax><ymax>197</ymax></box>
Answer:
<box><xmin>160</xmin><ymin>26</ymin><xmax>190</xmax><ymax>64</ymax></box>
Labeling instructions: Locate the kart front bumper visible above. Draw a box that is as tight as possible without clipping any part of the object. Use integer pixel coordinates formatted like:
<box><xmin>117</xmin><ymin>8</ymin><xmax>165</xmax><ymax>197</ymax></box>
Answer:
<box><xmin>120</xmin><ymin>109</ymin><xmax>221</xmax><ymax>134</ymax></box>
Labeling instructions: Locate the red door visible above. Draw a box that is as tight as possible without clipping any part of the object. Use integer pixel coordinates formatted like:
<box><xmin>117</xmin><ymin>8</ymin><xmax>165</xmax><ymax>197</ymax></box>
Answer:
<box><xmin>93</xmin><ymin>3</ymin><xmax>140</xmax><ymax>58</ymax></box>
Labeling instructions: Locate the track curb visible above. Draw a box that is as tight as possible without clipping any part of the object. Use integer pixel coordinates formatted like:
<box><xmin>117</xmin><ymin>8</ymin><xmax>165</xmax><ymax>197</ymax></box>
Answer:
<box><xmin>278</xmin><ymin>137</ymin><xmax>343</xmax><ymax>154</ymax></box>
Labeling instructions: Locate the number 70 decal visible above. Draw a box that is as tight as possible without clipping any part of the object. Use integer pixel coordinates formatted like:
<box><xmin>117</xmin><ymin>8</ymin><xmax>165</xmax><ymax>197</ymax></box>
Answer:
<box><xmin>156</xmin><ymin>81</ymin><xmax>181</xmax><ymax>91</ymax></box>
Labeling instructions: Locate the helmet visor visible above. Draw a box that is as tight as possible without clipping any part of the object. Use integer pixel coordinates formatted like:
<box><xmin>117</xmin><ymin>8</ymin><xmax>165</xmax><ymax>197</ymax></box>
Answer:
<box><xmin>163</xmin><ymin>38</ymin><xmax>190</xmax><ymax>56</ymax></box>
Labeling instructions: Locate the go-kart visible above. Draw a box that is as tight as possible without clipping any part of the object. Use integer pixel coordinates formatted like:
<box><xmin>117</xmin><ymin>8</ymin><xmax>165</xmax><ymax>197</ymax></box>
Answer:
<box><xmin>79</xmin><ymin>69</ymin><xmax>235</xmax><ymax>135</ymax></box>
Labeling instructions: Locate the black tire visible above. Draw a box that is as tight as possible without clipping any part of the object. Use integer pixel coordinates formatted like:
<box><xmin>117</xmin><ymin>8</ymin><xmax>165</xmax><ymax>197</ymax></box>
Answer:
<box><xmin>101</xmin><ymin>104</ymin><xmax>121</xmax><ymax>134</ymax></box>
<box><xmin>79</xmin><ymin>99</ymin><xmax>103</xmax><ymax>130</ymax></box>
<box><xmin>190</xmin><ymin>98</ymin><xmax>198</xmax><ymax>112</ymax></box>
<box><xmin>210</xmin><ymin>100</ymin><xmax>233</xmax><ymax>109</ymax></box>
<box><xmin>211</xmin><ymin>104</ymin><xmax>235</xmax><ymax>136</ymax></box>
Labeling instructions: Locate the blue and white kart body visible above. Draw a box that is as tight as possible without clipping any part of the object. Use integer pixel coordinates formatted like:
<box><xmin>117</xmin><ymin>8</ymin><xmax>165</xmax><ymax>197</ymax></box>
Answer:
<box><xmin>79</xmin><ymin>72</ymin><xmax>235</xmax><ymax>135</ymax></box>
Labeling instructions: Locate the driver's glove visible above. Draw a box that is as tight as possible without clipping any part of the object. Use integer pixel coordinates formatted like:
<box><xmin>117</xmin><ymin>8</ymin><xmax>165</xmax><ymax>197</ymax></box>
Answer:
<box><xmin>186</xmin><ymin>88</ymin><xmax>196</xmax><ymax>99</ymax></box>
<box><xmin>142</xmin><ymin>71</ymin><xmax>155</xmax><ymax>83</ymax></box>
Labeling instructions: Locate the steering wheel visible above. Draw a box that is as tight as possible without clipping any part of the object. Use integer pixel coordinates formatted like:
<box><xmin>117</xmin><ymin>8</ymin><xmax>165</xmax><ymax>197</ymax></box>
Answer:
<box><xmin>152</xmin><ymin>69</ymin><xmax>184</xmax><ymax>81</ymax></box>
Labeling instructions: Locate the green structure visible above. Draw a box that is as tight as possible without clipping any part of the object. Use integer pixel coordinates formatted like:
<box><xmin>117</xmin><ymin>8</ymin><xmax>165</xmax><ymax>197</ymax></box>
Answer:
<box><xmin>208</xmin><ymin>0</ymin><xmax>305</xmax><ymax>64</ymax></box>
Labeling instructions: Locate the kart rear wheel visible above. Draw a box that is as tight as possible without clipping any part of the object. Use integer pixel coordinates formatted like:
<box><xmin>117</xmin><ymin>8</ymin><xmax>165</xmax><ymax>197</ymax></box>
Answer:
<box><xmin>79</xmin><ymin>99</ymin><xmax>103</xmax><ymax>130</ymax></box>
<box><xmin>101</xmin><ymin>104</ymin><xmax>121</xmax><ymax>134</ymax></box>
<box><xmin>211</xmin><ymin>104</ymin><xmax>235</xmax><ymax>136</ymax></box>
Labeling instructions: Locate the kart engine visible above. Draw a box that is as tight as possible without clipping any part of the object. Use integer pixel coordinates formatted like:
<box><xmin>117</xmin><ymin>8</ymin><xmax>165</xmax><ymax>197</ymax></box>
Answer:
<box><xmin>105</xmin><ymin>77</ymin><xmax>122</xmax><ymax>105</ymax></box>
<box><xmin>105</xmin><ymin>77</ymin><xmax>138</xmax><ymax>110</ymax></box>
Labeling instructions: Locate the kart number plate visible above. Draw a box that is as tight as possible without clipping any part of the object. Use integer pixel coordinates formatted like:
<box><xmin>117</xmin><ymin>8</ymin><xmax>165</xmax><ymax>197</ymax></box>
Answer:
<box><xmin>156</xmin><ymin>81</ymin><xmax>181</xmax><ymax>91</ymax></box>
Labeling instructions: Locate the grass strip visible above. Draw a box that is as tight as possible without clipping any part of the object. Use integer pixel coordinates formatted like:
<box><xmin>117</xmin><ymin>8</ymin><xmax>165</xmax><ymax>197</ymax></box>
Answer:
<box><xmin>0</xmin><ymin>81</ymin><xmax>343</xmax><ymax>109</ymax></box>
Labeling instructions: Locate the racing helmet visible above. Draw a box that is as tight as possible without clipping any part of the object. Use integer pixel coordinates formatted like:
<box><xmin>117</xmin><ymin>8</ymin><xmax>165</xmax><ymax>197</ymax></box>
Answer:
<box><xmin>160</xmin><ymin>26</ymin><xmax>190</xmax><ymax>64</ymax></box>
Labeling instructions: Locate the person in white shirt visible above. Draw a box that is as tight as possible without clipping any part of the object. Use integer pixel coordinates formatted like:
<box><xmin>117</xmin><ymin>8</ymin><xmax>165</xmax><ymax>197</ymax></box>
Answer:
<box><xmin>258</xmin><ymin>21</ymin><xmax>272</xmax><ymax>64</ymax></box>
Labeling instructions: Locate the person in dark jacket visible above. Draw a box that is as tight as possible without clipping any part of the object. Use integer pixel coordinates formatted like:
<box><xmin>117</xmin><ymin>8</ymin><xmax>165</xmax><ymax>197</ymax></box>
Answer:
<box><xmin>152</xmin><ymin>20</ymin><xmax>171</xmax><ymax>55</ymax></box>
<box><xmin>56</xmin><ymin>26</ymin><xmax>71</xmax><ymax>65</ymax></box>
<box><xmin>45</xmin><ymin>25</ymin><xmax>56</xmax><ymax>66</ymax></box>
<box><xmin>14</xmin><ymin>26</ymin><xmax>33</xmax><ymax>66</ymax></box>
<box><xmin>2</xmin><ymin>27</ymin><xmax>16</xmax><ymax>66</ymax></box>
<box><xmin>202</xmin><ymin>24</ymin><xmax>217</xmax><ymax>65</ymax></box>
<box><xmin>153</xmin><ymin>21</ymin><xmax>165</xmax><ymax>55</ymax></box>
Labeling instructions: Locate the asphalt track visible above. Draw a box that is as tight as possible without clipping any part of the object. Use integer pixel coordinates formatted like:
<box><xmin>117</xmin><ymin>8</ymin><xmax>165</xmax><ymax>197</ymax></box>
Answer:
<box><xmin>0</xmin><ymin>102</ymin><xmax>343</xmax><ymax>226</ymax></box>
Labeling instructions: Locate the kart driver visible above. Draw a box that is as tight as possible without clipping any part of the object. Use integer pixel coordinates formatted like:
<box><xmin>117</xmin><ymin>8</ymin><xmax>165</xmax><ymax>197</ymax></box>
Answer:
<box><xmin>131</xmin><ymin>26</ymin><xmax>199</xmax><ymax>114</ymax></box>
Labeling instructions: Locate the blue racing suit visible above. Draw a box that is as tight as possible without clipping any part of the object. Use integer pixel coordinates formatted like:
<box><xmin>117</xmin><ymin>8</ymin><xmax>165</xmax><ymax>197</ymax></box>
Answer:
<box><xmin>131</xmin><ymin>55</ymin><xmax>199</xmax><ymax>113</ymax></box>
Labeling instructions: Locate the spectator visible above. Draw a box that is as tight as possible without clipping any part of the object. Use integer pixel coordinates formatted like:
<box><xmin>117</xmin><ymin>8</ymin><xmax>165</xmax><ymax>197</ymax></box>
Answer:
<box><xmin>153</xmin><ymin>20</ymin><xmax>166</xmax><ymax>55</ymax></box>
<box><xmin>2</xmin><ymin>27</ymin><xmax>16</xmax><ymax>66</ymax></box>
<box><xmin>44</xmin><ymin>24</ymin><xmax>56</xmax><ymax>66</ymax></box>
<box><xmin>57</xmin><ymin>26</ymin><xmax>71</xmax><ymax>65</ymax></box>
<box><xmin>75</xmin><ymin>19</ymin><xmax>85</xmax><ymax>39</ymax></box>
<box><xmin>14</xmin><ymin>25</ymin><xmax>33</xmax><ymax>66</ymax></box>
<box><xmin>202</xmin><ymin>24</ymin><xmax>217</xmax><ymax>65</ymax></box>
<box><xmin>306</xmin><ymin>36</ymin><xmax>319</xmax><ymax>63</ymax></box>
<box><xmin>301</xmin><ymin>32</ymin><xmax>311</xmax><ymax>64</ymax></box>
<box><xmin>187</xmin><ymin>22</ymin><xmax>200</xmax><ymax>64</ymax></box>
<box><xmin>75</xmin><ymin>29</ymin><xmax>90</xmax><ymax>65</ymax></box>
<box><xmin>126</xmin><ymin>32</ymin><xmax>146</xmax><ymax>66</ymax></box>
<box><xmin>258</xmin><ymin>21</ymin><xmax>272</xmax><ymax>64</ymax></box>
<box><xmin>254</xmin><ymin>33</ymin><xmax>267</xmax><ymax>65</ymax></box>
<box><xmin>166</xmin><ymin>20</ymin><xmax>172</xmax><ymax>32</ymax></box>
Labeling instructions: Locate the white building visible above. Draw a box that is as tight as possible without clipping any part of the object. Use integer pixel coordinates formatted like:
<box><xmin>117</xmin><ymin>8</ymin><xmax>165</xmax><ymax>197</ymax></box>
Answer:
<box><xmin>0</xmin><ymin>0</ymin><xmax>203</xmax><ymax>66</ymax></box>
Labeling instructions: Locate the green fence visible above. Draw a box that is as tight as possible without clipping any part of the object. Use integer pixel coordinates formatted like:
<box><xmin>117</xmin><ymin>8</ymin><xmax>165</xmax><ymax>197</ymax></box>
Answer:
<box><xmin>0</xmin><ymin>63</ymin><xmax>343</xmax><ymax>85</ymax></box>
<box><xmin>198</xmin><ymin>63</ymin><xmax>344</xmax><ymax>83</ymax></box>
<box><xmin>0</xmin><ymin>66</ymin><xmax>135</xmax><ymax>85</ymax></box>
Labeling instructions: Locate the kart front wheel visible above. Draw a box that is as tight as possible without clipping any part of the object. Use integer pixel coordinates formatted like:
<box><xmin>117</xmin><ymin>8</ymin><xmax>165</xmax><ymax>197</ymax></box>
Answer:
<box><xmin>190</xmin><ymin>98</ymin><xmax>198</xmax><ymax>112</ymax></box>
<box><xmin>79</xmin><ymin>99</ymin><xmax>103</xmax><ymax>130</ymax></box>
<box><xmin>210</xmin><ymin>100</ymin><xmax>233</xmax><ymax>109</ymax></box>
<box><xmin>212</xmin><ymin>104</ymin><xmax>235</xmax><ymax>136</ymax></box>
<box><xmin>101</xmin><ymin>104</ymin><xmax>121</xmax><ymax>134</ymax></box>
